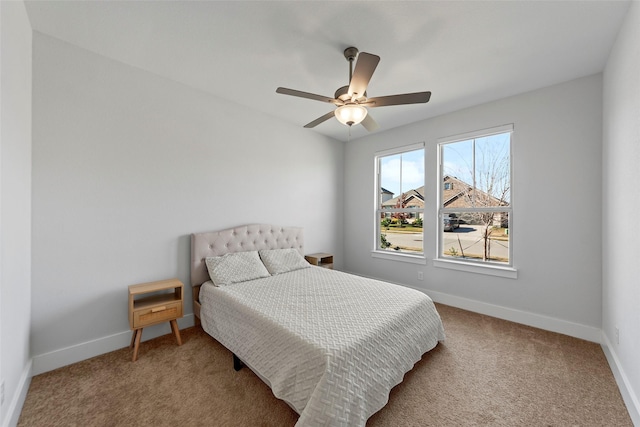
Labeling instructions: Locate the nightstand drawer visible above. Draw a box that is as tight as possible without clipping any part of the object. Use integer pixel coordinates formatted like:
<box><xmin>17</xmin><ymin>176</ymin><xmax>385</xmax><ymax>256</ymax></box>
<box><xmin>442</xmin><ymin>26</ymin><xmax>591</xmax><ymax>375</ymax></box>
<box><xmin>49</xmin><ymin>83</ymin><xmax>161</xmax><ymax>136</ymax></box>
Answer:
<box><xmin>133</xmin><ymin>301</ymin><xmax>182</xmax><ymax>328</ymax></box>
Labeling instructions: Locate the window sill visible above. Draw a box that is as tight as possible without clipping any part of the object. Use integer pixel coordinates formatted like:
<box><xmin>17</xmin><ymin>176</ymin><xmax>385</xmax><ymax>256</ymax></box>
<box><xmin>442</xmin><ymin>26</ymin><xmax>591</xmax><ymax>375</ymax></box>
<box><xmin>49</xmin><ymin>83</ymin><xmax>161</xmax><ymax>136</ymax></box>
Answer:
<box><xmin>432</xmin><ymin>258</ymin><xmax>517</xmax><ymax>279</ymax></box>
<box><xmin>371</xmin><ymin>250</ymin><xmax>427</xmax><ymax>265</ymax></box>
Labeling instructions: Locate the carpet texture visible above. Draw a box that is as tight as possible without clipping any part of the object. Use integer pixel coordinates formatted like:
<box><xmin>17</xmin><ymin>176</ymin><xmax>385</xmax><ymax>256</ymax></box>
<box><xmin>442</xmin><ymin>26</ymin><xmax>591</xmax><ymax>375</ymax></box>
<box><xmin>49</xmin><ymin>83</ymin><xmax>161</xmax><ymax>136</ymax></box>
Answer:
<box><xmin>18</xmin><ymin>304</ymin><xmax>632</xmax><ymax>426</ymax></box>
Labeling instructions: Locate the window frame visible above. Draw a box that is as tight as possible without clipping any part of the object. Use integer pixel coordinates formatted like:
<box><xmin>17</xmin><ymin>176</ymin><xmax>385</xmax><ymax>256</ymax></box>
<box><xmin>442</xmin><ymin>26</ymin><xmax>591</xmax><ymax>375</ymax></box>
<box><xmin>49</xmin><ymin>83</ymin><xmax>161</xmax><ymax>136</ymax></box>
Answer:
<box><xmin>372</xmin><ymin>142</ymin><xmax>426</xmax><ymax>263</ymax></box>
<box><xmin>435</xmin><ymin>124</ymin><xmax>517</xmax><ymax>278</ymax></box>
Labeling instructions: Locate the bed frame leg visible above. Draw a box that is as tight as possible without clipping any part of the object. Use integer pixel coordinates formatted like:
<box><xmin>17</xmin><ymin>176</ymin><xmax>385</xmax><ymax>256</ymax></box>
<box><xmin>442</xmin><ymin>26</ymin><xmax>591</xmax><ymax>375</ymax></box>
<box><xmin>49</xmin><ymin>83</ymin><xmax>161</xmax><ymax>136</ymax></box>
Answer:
<box><xmin>233</xmin><ymin>353</ymin><xmax>244</xmax><ymax>371</ymax></box>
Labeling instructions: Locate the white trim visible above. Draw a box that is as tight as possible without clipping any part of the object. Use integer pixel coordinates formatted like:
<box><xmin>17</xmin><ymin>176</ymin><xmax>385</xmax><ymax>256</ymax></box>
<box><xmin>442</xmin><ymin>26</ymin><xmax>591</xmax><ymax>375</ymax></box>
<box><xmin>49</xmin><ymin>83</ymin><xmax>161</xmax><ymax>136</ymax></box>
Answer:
<box><xmin>437</xmin><ymin>123</ymin><xmax>514</xmax><ymax>144</ymax></box>
<box><xmin>2</xmin><ymin>360</ymin><xmax>32</xmax><ymax>427</ymax></box>
<box><xmin>374</xmin><ymin>141</ymin><xmax>425</xmax><ymax>157</ymax></box>
<box><xmin>371</xmin><ymin>250</ymin><xmax>427</xmax><ymax>265</ymax></box>
<box><xmin>440</xmin><ymin>207</ymin><xmax>511</xmax><ymax>214</ymax></box>
<box><xmin>379</xmin><ymin>208</ymin><xmax>424</xmax><ymax>214</ymax></box>
<box><xmin>433</xmin><ymin>258</ymin><xmax>517</xmax><ymax>279</ymax></box>
<box><xmin>601</xmin><ymin>334</ymin><xmax>640</xmax><ymax>426</ymax></box>
<box><xmin>32</xmin><ymin>315</ymin><xmax>194</xmax><ymax>375</ymax></box>
<box><xmin>416</xmin><ymin>287</ymin><xmax>600</xmax><ymax>343</ymax></box>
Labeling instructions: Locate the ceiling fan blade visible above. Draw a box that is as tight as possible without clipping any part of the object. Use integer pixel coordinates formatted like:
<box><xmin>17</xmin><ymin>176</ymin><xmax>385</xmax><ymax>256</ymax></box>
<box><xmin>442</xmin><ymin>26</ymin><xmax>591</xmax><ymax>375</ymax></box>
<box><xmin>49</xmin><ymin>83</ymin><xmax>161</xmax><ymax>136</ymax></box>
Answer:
<box><xmin>276</xmin><ymin>87</ymin><xmax>339</xmax><ymax>104</ymax></box>
<box><xmin>367</xmin><ymin>91</ymin><xmax>431</xmax><ymax>107</ymax></box>
<box><xmin>361</xmin><ymin>113</ymin><xmax>379</xmax><ymax>132</ymax></box>
<box><xmin>348</xmin><ymin>52</ymin><xmax>380</xmax><ymax>99</ymax></box>
<box><xmin>304</xmin><ymin>111</ymin><xmax>336</xmax><ymax>128</ymax></box>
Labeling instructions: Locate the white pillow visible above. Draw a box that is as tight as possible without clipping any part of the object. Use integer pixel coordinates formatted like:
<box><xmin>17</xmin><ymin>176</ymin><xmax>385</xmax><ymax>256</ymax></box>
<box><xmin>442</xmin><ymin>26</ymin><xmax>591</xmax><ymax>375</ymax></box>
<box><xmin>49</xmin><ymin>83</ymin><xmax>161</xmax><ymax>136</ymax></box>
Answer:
<box><xmin>205</xmin><ymin>251</ymin><xmax>270</xmax><ymax>287</ymax></box>
<box><xmin>259</xmin><ymin>248</ymin><xmax>310</xmax><ymax>275</ymax></box>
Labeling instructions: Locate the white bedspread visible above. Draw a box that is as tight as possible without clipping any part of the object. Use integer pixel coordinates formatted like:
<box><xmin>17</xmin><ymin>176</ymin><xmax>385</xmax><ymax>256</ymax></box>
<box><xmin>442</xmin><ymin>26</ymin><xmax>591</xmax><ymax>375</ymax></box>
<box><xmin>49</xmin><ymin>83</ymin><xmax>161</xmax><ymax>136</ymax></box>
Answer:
<box><xmin>199</xmin><ymin>267</ymin><xmax>445</xmax><ymax>426</ymax></box>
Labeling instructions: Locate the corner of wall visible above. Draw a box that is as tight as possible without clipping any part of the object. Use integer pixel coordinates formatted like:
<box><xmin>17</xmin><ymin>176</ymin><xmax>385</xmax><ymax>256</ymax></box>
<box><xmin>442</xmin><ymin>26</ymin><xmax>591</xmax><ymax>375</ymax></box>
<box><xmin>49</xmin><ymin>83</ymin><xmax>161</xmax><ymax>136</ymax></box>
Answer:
<box><xmin>1</xmin><ymin>360</ymin><xmax>31</xmax><ymax>427</ymax></box>
<box><xmin>1</xmin><ymin>0</ymin><xmax>33</xmax><ymax>426</ymax></box>
<box><xmin>601</xmin><ymin>332</ymin><xmax>640</xmax><ymax>426</ymax></box>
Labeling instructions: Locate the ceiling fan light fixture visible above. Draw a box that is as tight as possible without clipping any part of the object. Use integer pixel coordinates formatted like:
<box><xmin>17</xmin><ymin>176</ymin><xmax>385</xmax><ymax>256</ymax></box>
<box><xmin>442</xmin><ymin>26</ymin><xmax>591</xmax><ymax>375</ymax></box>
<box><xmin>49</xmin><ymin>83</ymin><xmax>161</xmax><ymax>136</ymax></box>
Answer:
<box><xmin>334</xmin><ymin>104</ymin><xmax>367</xmax><ymax>126</ymax></box>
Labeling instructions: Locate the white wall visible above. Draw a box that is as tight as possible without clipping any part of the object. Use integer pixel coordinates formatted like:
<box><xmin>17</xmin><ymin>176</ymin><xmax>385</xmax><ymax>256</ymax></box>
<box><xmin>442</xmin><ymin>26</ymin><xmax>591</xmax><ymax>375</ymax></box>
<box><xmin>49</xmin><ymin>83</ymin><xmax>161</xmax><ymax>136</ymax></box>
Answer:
<box><xmin>30</xmin><ymin>33</ymin><xmax>344</xmax><ymax>373</ymax></box>
<box><xmin>345</xmin><ymin>74</ymin><xmax>603</xmax><ymax>341</ymax></box>
<box><xmin>21</xmin><ymin>7</ymin><xmax>640</xmax><ymax>424</ymax></box>
<box><xmin>602</xmin><ymin>1</ymin><xmax>640</xmax><ymax>424</ymax></box>
<box><xmin>0</xmin><ymin>1</ymin><xmax>33</xmax><ymax>426</ymax></box>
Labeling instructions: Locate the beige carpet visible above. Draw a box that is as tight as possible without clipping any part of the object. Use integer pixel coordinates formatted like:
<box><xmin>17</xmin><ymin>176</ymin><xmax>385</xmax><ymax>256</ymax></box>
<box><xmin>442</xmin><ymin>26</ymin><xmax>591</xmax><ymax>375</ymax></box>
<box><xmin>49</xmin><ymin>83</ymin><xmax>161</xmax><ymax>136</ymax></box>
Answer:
<box><xmin>18</xmin><ymin>304</ymin><xmax>633</xmax><ymax>426</ymax></box>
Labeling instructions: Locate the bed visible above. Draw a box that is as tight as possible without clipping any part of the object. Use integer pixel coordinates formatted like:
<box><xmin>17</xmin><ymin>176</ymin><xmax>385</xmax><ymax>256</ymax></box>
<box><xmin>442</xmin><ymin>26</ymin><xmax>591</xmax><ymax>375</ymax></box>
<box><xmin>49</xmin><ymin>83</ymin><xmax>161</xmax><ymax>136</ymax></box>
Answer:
<box><xmin>190</xmin><ymin>224</ymin><xmax>445</xmax><ymax>426</ymax></box>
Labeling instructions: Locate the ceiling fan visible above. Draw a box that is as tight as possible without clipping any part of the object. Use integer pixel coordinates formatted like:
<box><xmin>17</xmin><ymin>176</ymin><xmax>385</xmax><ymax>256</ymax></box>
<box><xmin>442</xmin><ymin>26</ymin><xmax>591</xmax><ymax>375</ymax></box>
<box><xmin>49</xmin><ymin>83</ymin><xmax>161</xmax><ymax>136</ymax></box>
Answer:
<box><xmin>276</xmin><ymin>47</ymin><xmax>431</xmax><ymax>132</ymax></box>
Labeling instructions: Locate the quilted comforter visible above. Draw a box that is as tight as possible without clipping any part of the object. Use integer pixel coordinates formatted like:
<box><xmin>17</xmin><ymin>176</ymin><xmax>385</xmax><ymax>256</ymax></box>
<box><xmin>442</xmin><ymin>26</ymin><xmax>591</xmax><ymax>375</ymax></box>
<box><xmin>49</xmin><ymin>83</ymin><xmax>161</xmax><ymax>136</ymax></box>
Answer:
<box><xmin>199</xmin><ymin>266</ymin><xmax>445</xmax><ymax>426</ymax></box>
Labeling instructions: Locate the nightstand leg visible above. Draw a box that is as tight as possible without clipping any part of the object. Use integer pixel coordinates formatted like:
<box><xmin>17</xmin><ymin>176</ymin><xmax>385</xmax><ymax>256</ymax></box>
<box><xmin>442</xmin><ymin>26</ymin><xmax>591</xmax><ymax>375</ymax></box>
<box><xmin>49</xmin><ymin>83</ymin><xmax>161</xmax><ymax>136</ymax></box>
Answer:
<box><xmin>170</xmin><ymin>319</ymin><xmax>182</xmax><ymax>346</ymax></box>
<box><xmin>130</xmin><ymin>329</ymin><xmax>137</xmax><ymax>349</ymax></box>
<box><xmin>132</xmin><ymin>328</ymin><xmax>142</xmax><ymax>362</ymax></box>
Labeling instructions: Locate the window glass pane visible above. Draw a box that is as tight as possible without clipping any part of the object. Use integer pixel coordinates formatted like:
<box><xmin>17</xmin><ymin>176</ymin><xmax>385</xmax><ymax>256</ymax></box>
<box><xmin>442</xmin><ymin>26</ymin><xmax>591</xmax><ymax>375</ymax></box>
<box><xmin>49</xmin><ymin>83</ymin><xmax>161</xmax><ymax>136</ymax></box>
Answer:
<box><xmin>379</xmin><ymin>154</ymin><xmax>401</xmax><ymax>209</ymax></box>
<box><xmin>379</xmin><ymin>212</ymin><xmax>424</xmax><ymax>253</ymax></box>
<box><xmin>442</xmin><ymin>139</ymin><xmax>473</xmax><ymax>187</ymax></box>
<box><xmin>475</xmin><ymin>134</ymin><xmax>511</xmax><ymax>207</ymax></box>
<box><xmin>442</xmin><ymin>140</ymin><xmax>473</xmax><ymax>209</ymax></box>
<box><xmin>400</xmin><ymin>149</ymin><xmax>425</xmax><ymax>195</ymax></box>
<box><xmin>379</xmin><ymin>149</ymin><xmax>424</xmax><ymax>209</ymax></box>
<box><xmin>441</xmin><ymin>211</ymin><xmax>509</xmax><ymax>263</ymax></box>
<box><xmin>442</xmin><ymin>133</ymin><xmax>510</xmax><ymax>208</ymax></box>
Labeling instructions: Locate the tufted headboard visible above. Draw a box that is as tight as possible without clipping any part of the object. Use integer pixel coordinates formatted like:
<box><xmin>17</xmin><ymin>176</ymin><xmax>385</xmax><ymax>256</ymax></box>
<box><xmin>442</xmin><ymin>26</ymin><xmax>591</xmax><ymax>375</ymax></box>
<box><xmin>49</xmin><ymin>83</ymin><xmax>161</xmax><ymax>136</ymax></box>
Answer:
<box><xmin>190</xmin><ymin>224</ymin><xmax>304</xmax><ymax>288</ymax></box>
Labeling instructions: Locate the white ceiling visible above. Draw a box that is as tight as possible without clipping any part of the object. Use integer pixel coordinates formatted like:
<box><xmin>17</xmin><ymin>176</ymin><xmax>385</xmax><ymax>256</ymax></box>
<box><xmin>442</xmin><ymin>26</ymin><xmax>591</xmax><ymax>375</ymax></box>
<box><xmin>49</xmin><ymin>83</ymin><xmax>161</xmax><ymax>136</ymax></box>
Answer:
<box><xmin>24</xmin><ymin>1</ymin><xmax>630</xmax><ymax>142</ymax></box>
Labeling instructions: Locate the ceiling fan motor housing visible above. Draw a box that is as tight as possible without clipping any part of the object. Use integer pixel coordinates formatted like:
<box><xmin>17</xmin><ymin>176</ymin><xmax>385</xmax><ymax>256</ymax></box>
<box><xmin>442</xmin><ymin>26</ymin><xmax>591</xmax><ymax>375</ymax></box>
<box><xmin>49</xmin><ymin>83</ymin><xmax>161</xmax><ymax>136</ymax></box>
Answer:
<box><xmin>334</xmin><ymin>85</ymin><xmax>367</xmax><ymax>102</ymax></box>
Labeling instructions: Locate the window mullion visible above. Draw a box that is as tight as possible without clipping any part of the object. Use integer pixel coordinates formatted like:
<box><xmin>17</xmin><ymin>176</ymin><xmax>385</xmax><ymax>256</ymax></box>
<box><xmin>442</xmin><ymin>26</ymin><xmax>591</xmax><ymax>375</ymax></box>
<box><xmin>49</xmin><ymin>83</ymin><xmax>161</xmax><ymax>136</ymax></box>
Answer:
<box><xmin>472</xmin><ymin>138</ymin><xmax>476</xmax><ymax>207</ymax></box>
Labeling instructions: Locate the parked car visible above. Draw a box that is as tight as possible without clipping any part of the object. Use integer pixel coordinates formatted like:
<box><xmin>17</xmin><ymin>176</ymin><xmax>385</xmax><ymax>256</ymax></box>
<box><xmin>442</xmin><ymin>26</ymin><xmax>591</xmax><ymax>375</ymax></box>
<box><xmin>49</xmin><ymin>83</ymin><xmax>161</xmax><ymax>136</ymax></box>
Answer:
<box><xmin>443</xmin><ymin>217</ymin><xmax>455</xmax><ymax>231</ymax></box>
<box><xmin>443</xmin><ymin>214</ymin><xmax>460</xmax><ymax>231</ymax></box>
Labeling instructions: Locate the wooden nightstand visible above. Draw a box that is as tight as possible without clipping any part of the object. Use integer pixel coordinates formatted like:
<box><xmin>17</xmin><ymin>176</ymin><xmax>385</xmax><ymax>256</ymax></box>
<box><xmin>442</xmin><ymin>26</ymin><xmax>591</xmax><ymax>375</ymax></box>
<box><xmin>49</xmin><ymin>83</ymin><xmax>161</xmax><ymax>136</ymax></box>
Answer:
<box><xmin>305</xmin><ymin>253</ymin><xmax>334</xmax><ymax>269</ymax></box>
<box><xmin>128</xmin><ymin>278</ymin><xmax>184</xmax><ymax>362</ymax></box>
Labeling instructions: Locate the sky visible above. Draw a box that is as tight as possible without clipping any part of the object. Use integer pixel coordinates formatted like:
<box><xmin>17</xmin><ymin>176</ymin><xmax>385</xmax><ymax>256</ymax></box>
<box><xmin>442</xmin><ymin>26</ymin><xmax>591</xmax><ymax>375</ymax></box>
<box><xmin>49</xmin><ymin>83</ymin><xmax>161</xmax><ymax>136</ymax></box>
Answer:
<box><xmin>380</xmin><ymin>132</ymin><xmax>510</xmax><ymax>198</ymax></box>
<box><xmin>442</xmin><ymin>133</ymin><xmax>510</xmax><ymax>189</ymax></box>
<box><xmin>380</xmin><ymin>148</ymin><xmax>424</xmax><ymax>196</ymax></box>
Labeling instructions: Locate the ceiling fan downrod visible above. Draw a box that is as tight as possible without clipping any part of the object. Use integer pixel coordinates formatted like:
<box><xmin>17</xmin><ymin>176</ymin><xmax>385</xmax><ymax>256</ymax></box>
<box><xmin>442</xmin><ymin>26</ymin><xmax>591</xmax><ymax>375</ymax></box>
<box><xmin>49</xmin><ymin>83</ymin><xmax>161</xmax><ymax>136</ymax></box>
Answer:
<box><xmin>344</xmin><ymin>47</ymin><xmax>359</xmax><ymax>83</ymax></box>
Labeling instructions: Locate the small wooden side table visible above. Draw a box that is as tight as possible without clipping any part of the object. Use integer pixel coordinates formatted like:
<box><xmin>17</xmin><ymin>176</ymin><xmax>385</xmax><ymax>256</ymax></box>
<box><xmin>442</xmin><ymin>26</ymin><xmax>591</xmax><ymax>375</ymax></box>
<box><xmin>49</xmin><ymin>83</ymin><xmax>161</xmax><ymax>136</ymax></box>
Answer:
<box><xmin>128</xmin><ymin>278</ymin><xmax>184</xmax><ymax>362</ymax></box>
<box><xmin>305</xmin><ymin>253</ymin><xmax>334</xmax><ymax>269</ymax></box>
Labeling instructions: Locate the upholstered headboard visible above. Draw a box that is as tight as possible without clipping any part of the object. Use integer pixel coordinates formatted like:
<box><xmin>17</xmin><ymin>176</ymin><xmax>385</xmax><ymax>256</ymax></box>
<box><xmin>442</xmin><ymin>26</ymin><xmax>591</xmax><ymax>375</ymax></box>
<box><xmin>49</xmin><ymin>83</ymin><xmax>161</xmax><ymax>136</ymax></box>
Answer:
<box><xmin>190</xmin><ymin>224</ymin><xmax>304</xmax><ymax>288</ymax></box>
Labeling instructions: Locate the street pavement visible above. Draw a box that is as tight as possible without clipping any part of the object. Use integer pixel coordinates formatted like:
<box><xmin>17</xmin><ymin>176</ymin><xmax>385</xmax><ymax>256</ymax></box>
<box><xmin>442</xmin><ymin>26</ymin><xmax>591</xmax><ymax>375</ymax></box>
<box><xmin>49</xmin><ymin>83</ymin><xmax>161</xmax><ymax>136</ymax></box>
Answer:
<box><xmin>382</xmin><ymin>225</ymin><xmax>509</xmax><ymax>261</ymax></box>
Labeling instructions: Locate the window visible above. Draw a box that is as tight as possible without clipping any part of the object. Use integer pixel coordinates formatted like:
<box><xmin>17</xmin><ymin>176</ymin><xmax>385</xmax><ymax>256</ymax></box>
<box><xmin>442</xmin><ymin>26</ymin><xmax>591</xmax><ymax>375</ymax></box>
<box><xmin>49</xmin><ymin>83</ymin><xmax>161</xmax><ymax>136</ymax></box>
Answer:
<box><xmin>374</xmin><ymin>143</ymin><xmax>425</xmax><ymax>258</ymax></box>
<box><xmin>437</xmin><ymin>125</ymin><xmax>513</xmax><ymax>270</ymax></box>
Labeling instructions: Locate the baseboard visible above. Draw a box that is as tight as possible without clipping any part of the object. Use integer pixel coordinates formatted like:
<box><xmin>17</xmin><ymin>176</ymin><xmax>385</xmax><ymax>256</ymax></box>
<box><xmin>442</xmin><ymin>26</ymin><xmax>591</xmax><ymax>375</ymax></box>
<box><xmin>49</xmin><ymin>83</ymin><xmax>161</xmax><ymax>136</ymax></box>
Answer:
<box><xmin>422</xmin><ymin>288</ymin><xmax>603</xmax><ymax>343</ymax></box>
<box><xmin>32</xmin><ymin>314</ymin><xmax>195</xmax><ymax>376</ymax></box>
<box><xmin>342</xmin><ymin>270</ymin><xmax>602</xmax><ymax>343</ymax></box>
<box><xmin>601</xmin><ymin>333</ymin><xmax>640</xmax><ymax>426</ymax></box>
<box><xmin>2</xmin><ymin>360</ymin><xmax>31</xmax><ymax>427</ymax></box>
